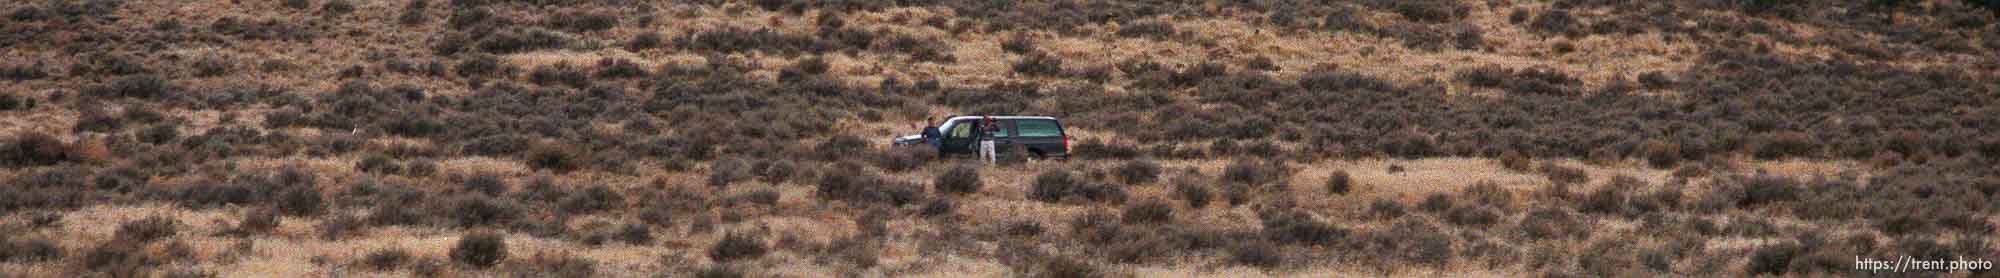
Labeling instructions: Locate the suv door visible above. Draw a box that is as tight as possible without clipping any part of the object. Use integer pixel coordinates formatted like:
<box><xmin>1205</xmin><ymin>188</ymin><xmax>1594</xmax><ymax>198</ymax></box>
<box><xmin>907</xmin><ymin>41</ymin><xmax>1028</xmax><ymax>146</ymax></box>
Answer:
<box><xmin>987</xmin><ymin>119</ymin><xmax>1017</xmax><ymax>157</ymax></box>
<box><xmin>939</xmin><ymin>119</ymin><xmax>979</xmax><ymax>154</ymax></box>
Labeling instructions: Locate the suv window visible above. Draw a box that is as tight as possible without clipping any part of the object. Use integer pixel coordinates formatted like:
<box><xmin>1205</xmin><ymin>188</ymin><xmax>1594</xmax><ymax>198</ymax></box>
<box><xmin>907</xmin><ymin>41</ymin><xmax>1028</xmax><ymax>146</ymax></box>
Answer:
<box><xmin>948</xmin><ymin>120</ymin><xmax>975</xmax><ymax>138</ymax></box>
<box><xmin>987</xmin><ymin>120</ymin><xmax>1014</xmax><ymax>138</ymax></box>
<box><xmin>1015</xmin><ymin>119</ymin><xmax>1062</xmax><ymax>137</ymax></box>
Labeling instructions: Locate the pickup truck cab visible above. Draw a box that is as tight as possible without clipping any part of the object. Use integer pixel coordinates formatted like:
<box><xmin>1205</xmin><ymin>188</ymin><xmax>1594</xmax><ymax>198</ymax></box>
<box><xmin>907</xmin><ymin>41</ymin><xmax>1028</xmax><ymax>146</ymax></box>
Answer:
<box><xmin>894</xmin><ymin>115</ymin><xmax>1069</xmax><ymax>160</ymax></box>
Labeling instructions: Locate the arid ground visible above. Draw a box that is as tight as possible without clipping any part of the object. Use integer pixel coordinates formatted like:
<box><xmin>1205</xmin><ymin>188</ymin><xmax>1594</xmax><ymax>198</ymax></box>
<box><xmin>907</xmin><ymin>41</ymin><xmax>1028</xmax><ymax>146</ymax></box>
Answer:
<box><xmin>3</xmin><ymin>0</ymin><xmax>2000</xmax><ymax>277</ymax></box>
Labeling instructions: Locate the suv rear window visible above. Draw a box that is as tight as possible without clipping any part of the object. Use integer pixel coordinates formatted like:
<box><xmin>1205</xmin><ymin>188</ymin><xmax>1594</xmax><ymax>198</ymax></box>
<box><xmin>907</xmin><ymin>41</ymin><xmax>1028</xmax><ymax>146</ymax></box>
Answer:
<box><xmin>1014</xmin><ymin>119</ymin><xmax>1062</xmax><ymax>137</ymax></box>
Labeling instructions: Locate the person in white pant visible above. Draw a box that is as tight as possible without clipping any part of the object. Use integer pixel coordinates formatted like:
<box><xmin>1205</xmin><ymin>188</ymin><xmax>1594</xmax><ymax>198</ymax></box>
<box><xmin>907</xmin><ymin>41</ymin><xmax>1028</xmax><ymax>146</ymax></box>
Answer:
<box><xmin>978</xmin><ymin>115</ymin><xmax>997</xmax><ymax>164</ymax></box>
<box><xmin>979</xmin><ymin>138</ymin><xmax>996</xmax><ymax>164</ymax></box>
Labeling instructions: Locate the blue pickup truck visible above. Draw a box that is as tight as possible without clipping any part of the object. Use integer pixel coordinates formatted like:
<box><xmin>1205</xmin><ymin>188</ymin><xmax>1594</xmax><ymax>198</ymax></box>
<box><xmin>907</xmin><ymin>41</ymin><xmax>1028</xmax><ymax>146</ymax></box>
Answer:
<box><xmin>894</xmin><ymin>115</ymin><xmax>1070</xmax><ymax>160</ymax></box>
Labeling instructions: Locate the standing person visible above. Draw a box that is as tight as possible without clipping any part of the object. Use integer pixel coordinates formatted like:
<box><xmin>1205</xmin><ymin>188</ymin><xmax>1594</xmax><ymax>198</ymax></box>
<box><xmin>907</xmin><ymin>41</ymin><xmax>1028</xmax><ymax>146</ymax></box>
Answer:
<box><xmin>924</xmin><ymin>116</ymin><xmax>948</xmax><ymax>160</ymax></box>
<box><xmin>979</xmin><ymin>115</ymin><xmax>997</xmax><ymax>164</ymax></box>
<box><xmin>922</xmin><ymin>116</ymin><xmax>943</xmax><ymax>152</ymax></box>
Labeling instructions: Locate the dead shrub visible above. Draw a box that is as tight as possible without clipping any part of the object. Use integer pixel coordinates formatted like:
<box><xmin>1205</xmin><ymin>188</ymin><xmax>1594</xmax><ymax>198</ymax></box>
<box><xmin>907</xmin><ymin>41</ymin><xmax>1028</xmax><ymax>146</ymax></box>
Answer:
<box><xmin>815</xmin><ymin>163</ymin><xmax>922</xmax><ymax>206</ymax></box>
<box><xmin>1456</xmin><ymin>65</ymin><xmax>1581</xmax><ymax>96</ymax></box>
<box><xmin>918</xmin><ymin>198</ymin><xmax>955</xmax><ymax>217</ymax></box>
<box><xmin>362</xmin><ymin>248</ymin><xmax>411</xmax><ymax>271</ymax></box>
<box><xmin>1370</xmin><ymin>199</ymin><xmax>1408</xmax><ymax>220</ymax></box>
<box><xmin>559</xmin><ymin>185</ymin><xmax>625</xmax><ymax>214</ymax></box>
<box><xmin>1460</xmin><ymin>181</ymin><xmax>1516</xmax><ymax>209</ymax></box>
<box><xmin>1230</xmin><ymin>241</ymin><xmax>1283</xmax><ymax>268</ymax></box>
<box><xmin>594</xmin><ymin>58</ymin><xmax>647</xmax><ymax>79</ymax></box>
<box><xmin>751</xmin><ymin>159</ymin><xmax>799</xmax><ymax>184</ymax></box>
<box><xmin>1172</xmin><ymin>174</ymin><xmax>1213</xmax><ymax>208</ymax></box>
<box><xmin>1752</xmin><ymin>131</ymin><xmax>1819</xmax><ymax>159</ymax></box>
<box><xmin>814</xmin><ymin>135</ymin><xmax>870</xmax><ymax>160</ymax></box>
<box><xmin>0</xmin><ymin>238</ymin><xmax>63</xmax><ymax>263</ymax></box>
<box><xmin>1528</xmin><ymin>9</ymin><xmax>1582</xmax><ymax>37</ymax></box>
<box><xmin>1578</xmin><ymin>240</ymin><xmax>1637</xmax><ymax>276</ymax></box>
<box><xmin>874</xmin><ymin>147</ymin><xmax>934</xmax><ymax>172</ymax></box>
<box><xmin>1113</xmin><ymin>160</ymin><xmax>1162</xmax><ymax>185</ymax></box>
<box><xmin>462</xmin><ymin>173</ymin><xmax>508</xmax><ymax>196</ymax></box>
<box><xmin>1418</xmin><ymin>193</ymin><xmax>1455</xmax><ymax>213</ymax></box>
<box><xmin>1071</xmin><ymin>139</ymin><xmax>1140</xmax><ymax>160</ymax></box>
<box><xmin>1381</xmin><ymin>131</ymin><xmax>1439</xmax><ymax>158</ymax></box>
<box><xmin>1</xmin><ymin>64</ymin><xmax>49</xmax><ymax>81</ymax></box>
<box><xmin>637</xmin><ymin>202</ymin><xmax>675</xmax><ymax>227</ymax></box>
<box><xmin>1520</xmin><ymin>209</ymin><xmax>1585</xmax><ymax>240</ymax></box>
<box><xmin>1498</xmin><ymin>151</ymin><xmax>1533</xmax><ymax>172</ymax></box>
<box><xmin>1121</xmin><ymin>199</ymin><xmax>1173</xmax><ymax>224</ymax></box>
<box><xmin>1446</xmin><ymin>205</ymin><xmax>1502</xmax><ymax>227</ymax></box>
<box><xmin>1735</xmin><ymin>174</ymin><xmax>1802</xmax><ymax>208</ymax></box>
<box><xmin>1039</xmin><ymin>256</ymin><xmax>1100</xmax><ymax>278</ymax></box>
<box><xmin>1116</xmin><ymin>21</ymin><xmax>1178</xmax><ymax>39</ymax></box>
<box><xmin>87</xmin><ymin>74</ymin><xmax>174</xmax><ymax>99</ymax></box>
<box><xmin>3</xmin><ymin>132</ymin><xmax>73</xmax><ymax>166</ymax></box>
<box><xmin>1029</xmin><ymin>169</ymin><xmax>1124</xmax><ymax>204</ymax></box>
<box><xmin>719</xmin><ymin>189</ymin><xmax>780</xmax><ymax>207</ymax></box>
<box><xmin>355</xmin><ymin>155</ymin><xmax>402</xmax><ymax>175</ymax></box>
<box><xmin>1745</xmin><ymin>242</ymin><xmax>1801</xmax><ymax>276</ymax></box>
<box><xmin>368</xmin><ymin>200</ymin><xmax>425</xmax><ymax>226</ymax></box>
<box><xmin>235</xmin><ymin>208</ymin><xmax>281</xmax><ymax>235</ymax></box>
<box><xmin>519</xmin><ymin>253</ymin><xmax>598</xmax><ymax>277</ymax></box>
<box><xmin>708</xmin><ymin>158</ymin><xmax>751</xmax><ymax>187</ymax></box>
<box><xmin>1366</xmin><ymin>219</ymin><xmax>1455</xmax><ymax>266</ymax></box>
<box><xmin>1385</xmin><ymin>0</ymin><xmax>1470</xmax><ymax>23</ymax></box>
<box><xmin>709</xmin><ymin>232</ymin><xmax>767</xmax><ymax>262</ymax></box>
<box><xmin>525</xmin><ymin>144</ymin><xmax>586</xmax><ymax>173</ymax></box>
<box><xmin>1012</xmin><ymin>51</ymin><xmax>1065</xmax><ymax>77</ymax></box>
<box><xmin>397</xmin><ymin>0</ymin><xmax>428</xmax><ymax>25</ymax></box>
<box><xmin>1221</xmin><ymin>158</ymin><xmax>1287</xmax><ymax>187</ymax></box>
<box><xmin>451</xmin><ymin>231</ymin><xmax>508</xmax><ymax>268</ymax></box>
<box><xmin>528</xmin><ymin>63</ymin><xmax>591</xmax><ymax>88</ymax></box>
<box><xmin>115</xmin><ymin>216</ymin><xmax>179</xmax><ymax>243</ymax></box>
<box><xmin>1540</xmin><ymin>162</ymin><xmax>1590</xmax><ymax>186</ymax></box>
<box><xmin>933</xmin><ymin>163</ymin><xmax>983</xmax><ymax>195</ymax></box>
<box><xmin>405</xmin><ymin>159</ymin><xmax>439</xmax><ymax>177</ymax></box>
<box><xmin>81</xmin><ymin>239</ymin><xmax>156</xmax><ymax>274</ymax></box>
<box><xmin>456</xmin><ymin>54</ymin><xmax>504</xmax><ymax>77</ymax></box>
<box><xmin>612</xmin><ymin>223</ymin><xmax>653</xmax><ymax>245</ymax></box>
<box><xmin>477</xmin><ymin>27</ymin><xmax>569</xmax><ymax>54</ymax></box>
<box><xmin>1638</xmin><ymin>140</ymin><xmax>1682</xmax><ymax>169</ymax></box>
<box><xmin>547</xmin><ymin>9</ymin><xmax>617</xmax><ymax>32</ymax></box>
<box><xmin>321</xmin><ymin>0</ymin><xmax>355</xmax><ymax>15</ymax></box>
<box><xmin>1325</xmin><ymin>170</ymin><xmax>1353</xmax><ymax>195</ymax></box>
<box><xmin>1578</xmin><ymin>186</ymin><xmax>1627</xmax><ymax>215</ymax></box>
<box><xmin>450</xmin><ymin>195</ymin><xmax>521</xmax><ymax>227</ymax></box>
<box><xmin>1259</xmin><ymin>209</ymin><xmax>1346</xmax><ymax>246</ymax></box>
<box><xmin>1244</xmin><ymin>55</ymin><xmax>1279</xmax><ymax>71</ymax></box>
<box><xmin>626</xmin><ymin>32</ymin><xmax>665</xmax><ymax>51</ymax></box>
<box><xmin>878</xmin><ymin>33</ymin><xmax>957</xmax><ymax>63</ymax></box>
<box><xmin>694</xmin><ymin>265</ymin><xmax>744</xmax><ymax>278</ymax></box>
<box><xmin>679</xmin><ymin>27</ymin><xmax>824</xmax><ymax>55</ymax></box>
<box><xmin>1000</xmin><ymin>34</ymin><xmax>1036</xmax><ymax>54</ymax></box>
